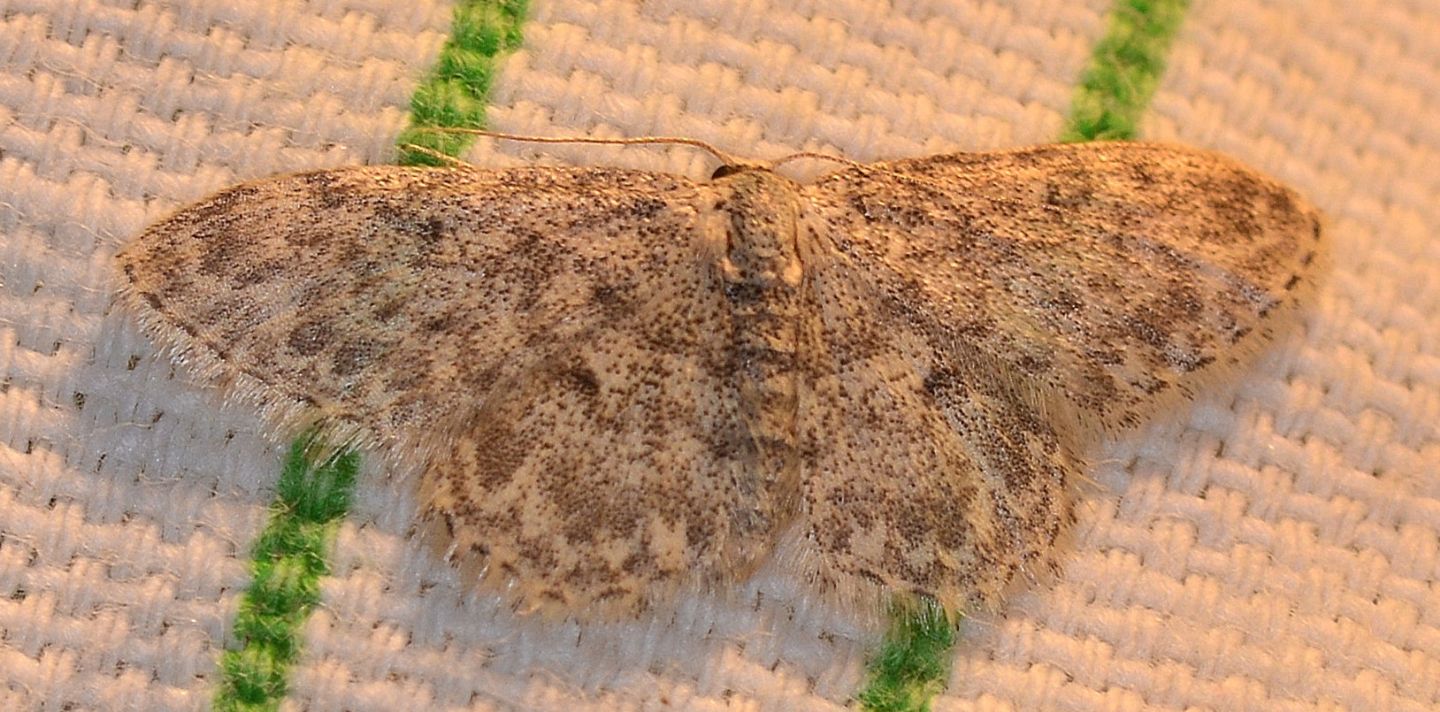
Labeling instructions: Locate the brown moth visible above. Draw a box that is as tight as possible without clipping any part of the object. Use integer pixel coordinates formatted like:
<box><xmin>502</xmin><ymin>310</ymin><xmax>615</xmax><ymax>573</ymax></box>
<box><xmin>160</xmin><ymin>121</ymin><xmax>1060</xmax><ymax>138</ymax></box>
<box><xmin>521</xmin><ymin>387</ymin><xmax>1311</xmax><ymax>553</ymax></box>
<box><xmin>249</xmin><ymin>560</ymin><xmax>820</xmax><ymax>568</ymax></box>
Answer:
<box><xmin>117</xmin><ymin>142</ymin><xmax>1322</xmax><ymax>618</ymax></box>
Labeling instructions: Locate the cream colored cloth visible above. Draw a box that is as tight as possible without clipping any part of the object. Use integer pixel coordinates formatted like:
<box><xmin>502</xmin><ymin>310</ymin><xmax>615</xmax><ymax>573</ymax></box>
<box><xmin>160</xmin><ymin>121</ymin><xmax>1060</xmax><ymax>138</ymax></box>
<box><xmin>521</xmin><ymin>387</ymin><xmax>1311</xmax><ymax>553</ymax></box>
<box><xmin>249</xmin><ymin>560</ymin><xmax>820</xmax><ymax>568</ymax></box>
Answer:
<box><xmin>0</xmin><ymin>1</ymin><xmax>1435</xmax><ymax>710</ymax></box>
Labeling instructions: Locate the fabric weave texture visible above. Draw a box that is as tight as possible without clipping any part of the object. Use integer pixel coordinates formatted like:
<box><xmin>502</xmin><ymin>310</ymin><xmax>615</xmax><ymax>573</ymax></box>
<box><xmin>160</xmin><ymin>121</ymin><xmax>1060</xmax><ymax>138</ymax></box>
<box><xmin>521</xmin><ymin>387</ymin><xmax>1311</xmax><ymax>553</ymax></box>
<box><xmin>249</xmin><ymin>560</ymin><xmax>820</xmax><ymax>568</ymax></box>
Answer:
<box><xmin>0</xmin><ymin>1</ymin><xmax>1435</xmax><ymax>710</ymax></box>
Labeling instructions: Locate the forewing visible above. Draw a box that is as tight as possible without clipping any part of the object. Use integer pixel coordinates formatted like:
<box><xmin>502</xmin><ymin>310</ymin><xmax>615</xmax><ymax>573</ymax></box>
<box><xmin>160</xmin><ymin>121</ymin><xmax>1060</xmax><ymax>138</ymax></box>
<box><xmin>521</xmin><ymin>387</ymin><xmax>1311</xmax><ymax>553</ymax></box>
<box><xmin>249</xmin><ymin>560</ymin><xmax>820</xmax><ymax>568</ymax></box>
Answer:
<box><xmin>118</xmin><ymin>165</ymin><xmax>702</xmax><ymax>444</ymax></box>
<box><xmin>802</xmin><ymin>142</ymin><xmax>1324</xmax><ymax>433</ymax></box>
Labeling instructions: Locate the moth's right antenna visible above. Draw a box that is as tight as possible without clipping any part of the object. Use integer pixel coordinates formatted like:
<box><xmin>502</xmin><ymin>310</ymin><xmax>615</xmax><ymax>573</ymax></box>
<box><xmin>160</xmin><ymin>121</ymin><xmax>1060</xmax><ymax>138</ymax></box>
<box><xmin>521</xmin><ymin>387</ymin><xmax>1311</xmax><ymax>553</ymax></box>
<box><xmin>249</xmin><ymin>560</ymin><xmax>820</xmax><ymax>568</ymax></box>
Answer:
<box><xmin>411</xmin><ymin>127</ymin><xmax>742</xmax><ymax>168</ymax></box>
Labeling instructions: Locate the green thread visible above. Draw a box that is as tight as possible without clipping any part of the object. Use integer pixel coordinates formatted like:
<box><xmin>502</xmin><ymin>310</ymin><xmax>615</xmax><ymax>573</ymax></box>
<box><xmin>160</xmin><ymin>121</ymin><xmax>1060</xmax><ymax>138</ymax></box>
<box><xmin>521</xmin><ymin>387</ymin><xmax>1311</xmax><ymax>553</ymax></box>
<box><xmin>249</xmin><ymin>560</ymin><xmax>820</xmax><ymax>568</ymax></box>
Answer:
<box><xmin>856</xmin><ymin>601</ymin><xmax>957</xmax><ymax>712</ymax></box>
<box><xmin>212</xmin><ymin>2</ymin><xmax>529</xmax><ymax>709</ymax></box>
<box><xmin>1062</xmin><ymin>0</ymin><xmax>1190</xmax><ymax>142</ymax></box>
<box><xmin>857</xmin><ymin>1</ymin><xmax>1192</xmax><ymax>709</ymax></box>
<box><xmin>214</xmin><ymin>442</ymin><xmax>359</xmax><ymax>711</ymax></box>
<box><xmin>398</xmin><ymin>0</ymin><xmax>530</xmax><ymax>166</ymax></box>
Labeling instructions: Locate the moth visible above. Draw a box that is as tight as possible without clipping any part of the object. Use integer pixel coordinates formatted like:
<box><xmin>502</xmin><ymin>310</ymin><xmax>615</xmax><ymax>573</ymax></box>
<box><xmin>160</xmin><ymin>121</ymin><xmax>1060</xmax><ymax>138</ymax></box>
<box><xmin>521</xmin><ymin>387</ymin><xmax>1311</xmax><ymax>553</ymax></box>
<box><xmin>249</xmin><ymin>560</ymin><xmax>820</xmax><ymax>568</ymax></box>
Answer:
<box><xmin>117</xmin><ymin>141</ymin><xmax>1322</xmax><ymax>618</ymax></box>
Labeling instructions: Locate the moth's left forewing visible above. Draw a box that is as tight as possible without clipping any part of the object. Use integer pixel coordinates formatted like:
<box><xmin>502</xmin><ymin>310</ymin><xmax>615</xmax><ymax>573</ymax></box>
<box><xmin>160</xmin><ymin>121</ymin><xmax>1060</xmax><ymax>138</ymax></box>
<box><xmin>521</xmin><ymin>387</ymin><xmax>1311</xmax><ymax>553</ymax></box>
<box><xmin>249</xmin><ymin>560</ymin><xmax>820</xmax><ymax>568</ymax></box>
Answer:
<box><xmin>799</xmin><ymin>142</ymin><xmax>1325</xmax><ymax>438</ymax></box>
<box><xmin>116</xmin><ymin>165</ymin><xmax>714</xmax><ymax>451</ymax></box>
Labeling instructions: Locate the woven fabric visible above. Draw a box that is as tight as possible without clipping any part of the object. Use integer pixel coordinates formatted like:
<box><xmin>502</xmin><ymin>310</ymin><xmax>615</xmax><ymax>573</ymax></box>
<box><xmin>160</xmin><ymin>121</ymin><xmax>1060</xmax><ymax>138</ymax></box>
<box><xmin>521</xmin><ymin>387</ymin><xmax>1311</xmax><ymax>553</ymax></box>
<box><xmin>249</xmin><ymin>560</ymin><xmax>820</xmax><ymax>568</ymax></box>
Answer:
<box><xmin>1</xmin><ymin>1</ymin><xmax>1436</xmax><ymax>711</ymax></box>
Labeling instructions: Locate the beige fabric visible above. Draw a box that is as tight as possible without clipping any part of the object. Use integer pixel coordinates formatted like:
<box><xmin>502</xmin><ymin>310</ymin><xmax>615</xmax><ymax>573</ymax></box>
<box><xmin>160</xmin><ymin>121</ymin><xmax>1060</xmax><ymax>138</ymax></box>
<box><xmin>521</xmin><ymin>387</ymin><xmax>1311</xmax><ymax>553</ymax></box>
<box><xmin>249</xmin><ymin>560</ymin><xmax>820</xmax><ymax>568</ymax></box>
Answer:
<box><xmin>1</xmin><ymin>0</ymin><xmax>1435</xmax><ymax>710</ymax></box>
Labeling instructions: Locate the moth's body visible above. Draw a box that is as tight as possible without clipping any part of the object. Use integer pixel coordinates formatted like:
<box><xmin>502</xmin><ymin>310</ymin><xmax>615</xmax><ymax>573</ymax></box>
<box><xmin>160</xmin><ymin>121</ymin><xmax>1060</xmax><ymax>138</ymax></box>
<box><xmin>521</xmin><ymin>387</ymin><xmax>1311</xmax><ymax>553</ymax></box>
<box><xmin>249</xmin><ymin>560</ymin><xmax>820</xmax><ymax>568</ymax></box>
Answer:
<box><xmin>705</xmin><ymin>168</ymin><xmax>807</xmax><ymax>566</ymax></box>
<box><xmin>117</xmin><ymin>142</ymin><xmax>1323</xmax><ymax>618</ymax></box>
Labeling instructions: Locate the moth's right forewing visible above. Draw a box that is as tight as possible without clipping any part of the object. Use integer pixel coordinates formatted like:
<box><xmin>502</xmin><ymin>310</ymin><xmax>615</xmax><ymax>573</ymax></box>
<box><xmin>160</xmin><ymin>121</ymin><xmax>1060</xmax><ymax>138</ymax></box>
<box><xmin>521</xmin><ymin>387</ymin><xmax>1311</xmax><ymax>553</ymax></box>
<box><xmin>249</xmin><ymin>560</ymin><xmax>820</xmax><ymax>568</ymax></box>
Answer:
<box><xmin>117</xmin><ymin>165</ymin><xmax>708</xmax><ymax>447</ymax></box>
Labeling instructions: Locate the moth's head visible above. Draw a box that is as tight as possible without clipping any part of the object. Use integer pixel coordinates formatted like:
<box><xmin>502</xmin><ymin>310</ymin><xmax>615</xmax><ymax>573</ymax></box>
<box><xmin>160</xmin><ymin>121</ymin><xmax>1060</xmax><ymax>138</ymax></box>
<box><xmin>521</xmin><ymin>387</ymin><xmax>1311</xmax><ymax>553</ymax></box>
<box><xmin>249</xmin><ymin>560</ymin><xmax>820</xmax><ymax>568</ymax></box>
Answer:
<box><xmin>708</xmin><ymin>162</ymin><xmax>801</xmax><ymax>199</ymax></box>
<box><xmin>711</xmin><ymin>162</ymin><xmax>765</xmax><ymax>180</ymax></box>
<box><xmin>712</xmin><ymin>159</ymin><xmax>794</xmax><ymax>179</ymax></box>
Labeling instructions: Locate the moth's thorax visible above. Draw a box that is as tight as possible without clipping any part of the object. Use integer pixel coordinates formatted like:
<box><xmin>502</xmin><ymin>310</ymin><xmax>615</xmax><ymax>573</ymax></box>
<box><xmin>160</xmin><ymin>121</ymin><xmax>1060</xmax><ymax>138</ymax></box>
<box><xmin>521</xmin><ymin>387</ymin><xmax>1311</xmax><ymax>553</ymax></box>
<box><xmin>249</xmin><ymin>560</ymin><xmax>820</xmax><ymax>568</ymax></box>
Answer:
<box><xmin>710</xmin><ymin>169</ymin><xmax>804</xmax><ymax>292</ymax></box>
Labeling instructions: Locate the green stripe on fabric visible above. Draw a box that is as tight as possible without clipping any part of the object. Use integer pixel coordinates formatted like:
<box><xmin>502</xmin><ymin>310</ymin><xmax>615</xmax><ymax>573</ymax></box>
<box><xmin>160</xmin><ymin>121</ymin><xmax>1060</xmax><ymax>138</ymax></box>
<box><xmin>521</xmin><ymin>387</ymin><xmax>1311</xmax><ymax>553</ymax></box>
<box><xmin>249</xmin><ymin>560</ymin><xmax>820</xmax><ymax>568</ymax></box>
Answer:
<box><xmin>212</xmin><ymin>3</ymin><xmax>530</xmax><ymax>709</ymax></box>
<box><xmin>856</xmin><ymin>601</ymin><xmax>957</xmax><ymax>712</ymax></box>
<box><xmin>398</xmin><ymin>0</ymin><xmax>530</xmax><ymax>166</ymax></box>
<box><xmin>857</xmin><ymin>2</ymin><xmax>1191</xmax><ymax>710</ymax></box>
<box><xmin>214</xmin><ymin>442</ymin><xmax>359</xmax><ymax>712</ymax></box>
<box><xmin>1062</xmin><ymin>0</ymin><xmax>1190</xmax><ymax>142</ymax></box>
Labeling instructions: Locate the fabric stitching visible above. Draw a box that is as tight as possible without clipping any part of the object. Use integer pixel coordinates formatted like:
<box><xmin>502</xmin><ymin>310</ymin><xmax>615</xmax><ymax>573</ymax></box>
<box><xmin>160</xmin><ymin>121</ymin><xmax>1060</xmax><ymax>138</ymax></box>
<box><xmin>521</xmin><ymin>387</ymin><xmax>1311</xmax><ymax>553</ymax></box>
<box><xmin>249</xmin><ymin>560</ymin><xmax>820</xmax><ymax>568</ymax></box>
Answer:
<box><xmin>210</xmin><ymin>2</ymin><xmax>530</xmax><ymax>708</ymax></box>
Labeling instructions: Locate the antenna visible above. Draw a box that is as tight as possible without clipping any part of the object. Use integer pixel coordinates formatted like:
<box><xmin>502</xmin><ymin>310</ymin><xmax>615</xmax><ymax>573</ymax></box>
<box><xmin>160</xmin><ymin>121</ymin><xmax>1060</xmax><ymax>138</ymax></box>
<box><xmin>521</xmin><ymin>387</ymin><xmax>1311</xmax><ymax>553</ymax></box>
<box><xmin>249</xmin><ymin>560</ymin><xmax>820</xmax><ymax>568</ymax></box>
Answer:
<box><xmin>410</xmin><ymin>126</ymin><xmax>742</xmax><ymax>167</ymax></box>
<box><xmin>772</xmin><ymin>151</ymin><xmax>863</xmax><ymax>171</ymax></box>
